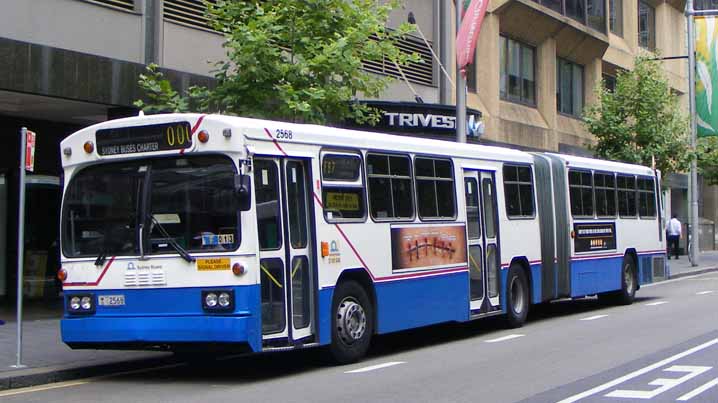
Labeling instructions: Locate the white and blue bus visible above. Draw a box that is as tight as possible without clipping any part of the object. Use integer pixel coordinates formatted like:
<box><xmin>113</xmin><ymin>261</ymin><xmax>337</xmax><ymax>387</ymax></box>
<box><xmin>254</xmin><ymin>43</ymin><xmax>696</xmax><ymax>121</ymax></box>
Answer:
<box><xmin>58</xmin><ymin>113</ymin><xmax>666</xmax><ymax>363</ymax></box>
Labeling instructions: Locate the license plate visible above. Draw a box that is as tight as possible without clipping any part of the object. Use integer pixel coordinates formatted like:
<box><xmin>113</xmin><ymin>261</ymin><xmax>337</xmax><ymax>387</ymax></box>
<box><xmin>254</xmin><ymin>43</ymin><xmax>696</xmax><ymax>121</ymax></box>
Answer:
<box><xmin>98</xmin><ymin>295</ymin><xmax>125</xmax><ymax>306</ymax></box>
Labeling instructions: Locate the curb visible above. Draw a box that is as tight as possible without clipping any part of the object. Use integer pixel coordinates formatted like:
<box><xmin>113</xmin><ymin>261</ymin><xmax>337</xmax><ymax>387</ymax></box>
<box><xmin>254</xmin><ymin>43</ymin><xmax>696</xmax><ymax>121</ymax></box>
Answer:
<box><xmin>0</xmin><ymin>355</ymin><xmax>178</xmax><ymax>392</ymax></box>
<box><xmin>667</xmin><ymin>265</ymin><xmax>718</xmax><ymax>280</ymax></box>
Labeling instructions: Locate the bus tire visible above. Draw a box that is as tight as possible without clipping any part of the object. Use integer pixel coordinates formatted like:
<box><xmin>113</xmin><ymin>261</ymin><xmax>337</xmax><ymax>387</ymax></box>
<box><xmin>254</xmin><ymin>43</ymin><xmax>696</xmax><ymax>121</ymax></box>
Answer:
<box><xmin>328</xmin><ymin>280</ymin><xmax>373</xmax><ymax>364</ymax></box>
<box><xmin>505</xmin><ymin>265</ymin><xmax>529</xmax><ymax>328</ymax></box>
<box><xmin>616</xmin><ymin>256</ymin><xmax>637</xmax><ymax>305</ymax></box>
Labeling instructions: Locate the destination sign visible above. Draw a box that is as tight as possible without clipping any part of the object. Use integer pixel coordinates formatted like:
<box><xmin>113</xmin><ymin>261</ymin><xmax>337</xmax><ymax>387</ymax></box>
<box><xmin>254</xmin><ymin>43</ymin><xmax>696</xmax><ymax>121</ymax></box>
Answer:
<box><xmin>96</xmin><ymin>122</ymin><xmax>192</xmax><ymax>156</ymax></box>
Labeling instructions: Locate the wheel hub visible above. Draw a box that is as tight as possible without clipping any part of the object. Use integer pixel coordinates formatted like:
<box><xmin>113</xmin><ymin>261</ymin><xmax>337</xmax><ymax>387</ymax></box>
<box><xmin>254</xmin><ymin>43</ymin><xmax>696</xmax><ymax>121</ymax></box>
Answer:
<box><xmin>510</xmin><ymin>277</ymin><xmax>525</xmax><ymax>314</ymax></box>
<box><xmin>624</xmin><ymin>265</ymin><xmax>635</xmax><ymax>294</ymax></box>
<box><xmin>336</xmin><ymin>297</ymin><xmax>367</xmax><ymax>345</ymax></box>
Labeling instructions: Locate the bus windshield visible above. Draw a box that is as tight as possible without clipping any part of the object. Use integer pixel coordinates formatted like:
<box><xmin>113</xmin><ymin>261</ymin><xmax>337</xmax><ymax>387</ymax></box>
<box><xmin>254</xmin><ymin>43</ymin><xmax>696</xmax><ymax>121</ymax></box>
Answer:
<box><xmin>62</xmin><ymin>155</ymin><xmax>239</xmax><ymax>259</ymax></box>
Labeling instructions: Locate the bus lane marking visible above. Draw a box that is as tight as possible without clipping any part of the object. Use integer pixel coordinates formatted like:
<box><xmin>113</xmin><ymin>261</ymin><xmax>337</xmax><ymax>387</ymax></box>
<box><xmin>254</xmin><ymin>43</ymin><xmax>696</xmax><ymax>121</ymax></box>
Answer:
<box><xmin>604</xmin><ymin>365</ymin><xmax>712</xmax><ymax>399</ymax></box>
<box><xmin>580</xmin><ymin>315</ymin><xmax>608</xmax><ymax>321</ymax></box>
<box><xmin>344</xmin><ymin>361</ymin><xmax>406</xmax><ymax>374</ymax></box>
<box><xmin>484</xmin><ymin>334</ymin><xmax>525</xmax><ymax>343</ymax></box>
<box><xmin>696</xmin><ymin>290</ymin><xmax>714</xmax><ymax>295</ymax></box>
<box><xmin>645</xmin><ymin>301</ymin><xmax>669</xmax><ymax>306</ymax></box>
<box><xmin>555</xmin><ymin>337</ymin><xmax>718</xmax><ymax>403</ymax></box>
<box><xmin>677</xmin><ymin>377</ymin><xmax>718</xmax><ymax>401</ymax></box>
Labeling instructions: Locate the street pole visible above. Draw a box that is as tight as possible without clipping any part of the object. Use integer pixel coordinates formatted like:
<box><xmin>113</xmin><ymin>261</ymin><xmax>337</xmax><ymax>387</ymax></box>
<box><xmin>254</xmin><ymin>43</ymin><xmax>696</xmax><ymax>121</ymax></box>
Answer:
<box><xmin>686</xmin><ymin>0</ymin><xmax>700</xmax><ymax>266</ymax></box>
<box><xmin>455</xmin><ymin>1</ymin><xmax>467</xmax><ymax>143</ymax></box>
<box><xmin>12</xmin><ymin>127</ymin><xmax>27</xmax><ymax>368</ymax></box>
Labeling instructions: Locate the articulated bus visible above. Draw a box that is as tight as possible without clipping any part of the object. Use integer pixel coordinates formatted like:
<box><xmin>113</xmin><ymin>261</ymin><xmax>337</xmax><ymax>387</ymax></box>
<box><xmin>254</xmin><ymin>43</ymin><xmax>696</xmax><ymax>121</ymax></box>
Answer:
<box><xmin>58</xmin><ymin>113</ymin><xmax>666</xmax><ymax>363</ymax></box>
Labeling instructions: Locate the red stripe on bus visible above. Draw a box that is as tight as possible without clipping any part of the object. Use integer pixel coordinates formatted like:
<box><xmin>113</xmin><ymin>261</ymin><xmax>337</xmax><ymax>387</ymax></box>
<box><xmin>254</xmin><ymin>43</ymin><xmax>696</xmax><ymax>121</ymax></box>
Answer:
<box><xmin>63</xmin><ymin>256</ymin><xmax>116</xmax><ymax>287</ymax></box>
<box><xmin>179</xmin><ymin>115</ymin><xmax>206</xmax><ymax>155</ymax></box>
<box><xmin>264</xmin><ymin>128</ymin><xmax>289</xmax><ymax>156</ymax></box>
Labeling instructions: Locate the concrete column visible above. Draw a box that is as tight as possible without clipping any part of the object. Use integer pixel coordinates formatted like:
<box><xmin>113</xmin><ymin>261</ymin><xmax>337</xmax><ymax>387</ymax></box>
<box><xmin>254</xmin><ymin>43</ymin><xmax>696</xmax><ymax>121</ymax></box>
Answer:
<box><xmin>143</xmin><ymin>0</ymin><xmax>163</xmax><ymax>64</ymax></box>
<box><xmin>475</xmin><ymin>14</ymin><xmax>500</xmax><ymax>117</ymax></box>
<box><xmin>537</xmin><ymin>37</ymin><xmax>557</xmax><ymax>139</ymax></box>
<box><xmin>584</xmin><ymin>57</ymin><xmax>602</xmax><ymax>107</ymax></box>
<box><xmin>439</xmin><ymin>0</ymin><xmax>453</xmax><ymax>104</ymax></box>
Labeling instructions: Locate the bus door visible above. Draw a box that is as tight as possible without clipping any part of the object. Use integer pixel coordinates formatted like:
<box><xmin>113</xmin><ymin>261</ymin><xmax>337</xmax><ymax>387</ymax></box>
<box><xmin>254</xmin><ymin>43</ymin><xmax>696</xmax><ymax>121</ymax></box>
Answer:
<box><xmin>254</xmin><ymin>157</ymin><xmax>315</xmax><ymax>344</ymax></box>
<box><xmin>463</xmin><ymin>169</ymin><xmax>501</xmax><ymax>313</ymax></box>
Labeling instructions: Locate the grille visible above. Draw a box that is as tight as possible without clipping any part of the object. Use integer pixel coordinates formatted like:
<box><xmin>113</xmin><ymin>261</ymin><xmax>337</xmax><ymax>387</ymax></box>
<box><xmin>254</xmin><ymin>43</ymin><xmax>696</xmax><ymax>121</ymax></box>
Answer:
<box><xmin>164</xmin><ymin>0</ymin><xmax>216</xmax><ymax>30</ymax></box>
<box><xmin>653</xmin><ymin>256</ymin><xmax>666</xmax><ymax>280</ymax></box>
<box><xmin>163</xmin><ymin>1</ymin><xmax>434</xmax><ymax>86</ymax></box>
<box><xmin>83</xmin><ymin>0</ymin><xmax>135</xmax><ymax>12</ymax></box>
<box><xmin>124</xmin><ymin>265</ymin><xmax>166</xmax><ymax>287</ymax></box>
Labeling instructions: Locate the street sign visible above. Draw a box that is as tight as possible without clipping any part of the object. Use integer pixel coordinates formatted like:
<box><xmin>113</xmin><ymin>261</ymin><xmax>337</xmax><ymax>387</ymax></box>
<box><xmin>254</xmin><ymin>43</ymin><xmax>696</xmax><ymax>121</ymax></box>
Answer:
<box><xmin>25</xmin><ymin>130</ymin><xmax>36</xmax><ymax>172</ymax></box>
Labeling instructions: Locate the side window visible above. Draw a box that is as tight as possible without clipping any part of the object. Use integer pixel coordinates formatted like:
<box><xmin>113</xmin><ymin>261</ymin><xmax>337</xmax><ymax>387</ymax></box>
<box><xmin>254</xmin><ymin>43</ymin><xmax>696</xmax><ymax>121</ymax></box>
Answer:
<box><xmin>594</xmin><ymin>172</ymin><xmax>617</xmax><ymax>217</ymax></box>
<box><xmin>366</xmin><ymin>153</ymin><xmax>414</xmax><ymax>220</ymax></box>
<box><xmin>568</xmin><ymin>170</ymin><xmax>594</xmax><ymax>217</ymax></box>
<box><xmin>637</xmin><ymin>177</ymin><xmax>656</xmax><ymax>218</ymax></box>
<box><xmin>321</xmin><ymin>152</ymin><xmax>366</xmax><ymax>222</ymax></box>
<box><xmin>415</xmin><ymin>157</ymin><xmax>456</xmax><ymax>220</ymax></box>
<box><xmin>617</xmin><ymin>175</ymin><xmax>637</xmax><ymax>217</ymax></box>
<box><xmin>502</xmin><ymin>164</ymin><xmax>535</xmax><ymax>218</ymax></box>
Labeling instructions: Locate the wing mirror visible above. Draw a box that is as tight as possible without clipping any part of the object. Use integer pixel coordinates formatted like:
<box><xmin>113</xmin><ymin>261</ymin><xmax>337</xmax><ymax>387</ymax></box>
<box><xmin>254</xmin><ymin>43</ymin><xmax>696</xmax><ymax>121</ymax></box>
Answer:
<box><xmin>235</xmin><ymin>173</ymin><xmax>252</xmax><ymax>211</ymax></box>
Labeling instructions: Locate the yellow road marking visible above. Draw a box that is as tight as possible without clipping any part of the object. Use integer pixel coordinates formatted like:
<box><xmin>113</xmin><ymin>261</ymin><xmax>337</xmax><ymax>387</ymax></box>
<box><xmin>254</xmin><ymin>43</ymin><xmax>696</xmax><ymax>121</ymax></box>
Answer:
<box><xmin>260</xmin><ymin>264</ymin><xmax>283</xmax><ymax>288</ymax></box>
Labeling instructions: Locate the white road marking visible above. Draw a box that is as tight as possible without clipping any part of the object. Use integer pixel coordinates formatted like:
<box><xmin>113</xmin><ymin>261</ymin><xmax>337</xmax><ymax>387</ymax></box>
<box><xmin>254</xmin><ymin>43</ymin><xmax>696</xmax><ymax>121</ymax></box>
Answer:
<box><xmin>696</xmin><ymin>290</ymin><xmax>715</xmax><ymax>295</ymax></box>
<box><xmin>604</xmin><ymin>365</ymin><xmax>712</xmax><ymax>399</ymax></box>
<box><xmin>677</xmin><ymin>377</ymin><xmax>718</xmax><ymax>401</ymax></box>
<box><xmin>344</xmin><ymin>361</ymin><xmax>406</xmax><ymax>374</ymax></box>
<box><xmin>484</xmin><ymin>334</ymin><xmax>525</xmax><ymax>343</ymax></box>
<box><xmin>0</xmin><ymin>381</ymin><xmax>89</xmax><ymax>397</ymax></box>
<box><xmin>555</xmin><ymin>338</ymin><xmax>718</xmax><ymax>403</ymax></box>
<box><xmin>579</xmin><ymin>315</ymin><xmax>608</xmax><ymax>321</ymax></box>
<box><xmin>645</xmin><ymin>301</ymin><xmax>669</xmax><ymax>306</ymax></box>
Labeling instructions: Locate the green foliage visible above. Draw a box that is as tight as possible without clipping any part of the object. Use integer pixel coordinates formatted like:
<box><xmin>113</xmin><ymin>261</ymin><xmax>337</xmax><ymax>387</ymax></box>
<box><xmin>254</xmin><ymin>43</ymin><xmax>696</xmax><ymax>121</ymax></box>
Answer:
<box><xmin>583</xmin><ymin>54</ymin><xmax>690</xmax><ymax>175</ymax></box>
<box><xmin>698</xmin><ymin>137</ymin><xmax>718</xmax><ymax>185</ymax></box>
<box><xmin>134</xmin><ymin>0</ymin><xmax>418</xmax><ymax>124</ymax></box>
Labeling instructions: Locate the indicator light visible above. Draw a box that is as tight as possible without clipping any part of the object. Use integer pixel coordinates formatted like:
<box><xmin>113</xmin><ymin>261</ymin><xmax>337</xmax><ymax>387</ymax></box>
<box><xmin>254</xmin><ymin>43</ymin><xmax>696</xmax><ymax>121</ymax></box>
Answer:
<box><xmin>198</xmin><ymin>130</ymin><xmax>210</xmax><ymax>143</ymax></box>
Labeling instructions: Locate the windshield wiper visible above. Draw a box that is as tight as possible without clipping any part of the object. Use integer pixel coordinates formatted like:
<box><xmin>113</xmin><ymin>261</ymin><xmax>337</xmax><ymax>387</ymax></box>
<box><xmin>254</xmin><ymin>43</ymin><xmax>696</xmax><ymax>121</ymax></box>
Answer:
<box><xmin>148</xmin><ymin>214</ymin><xmax>195</xmax><ymax>263</ymax></box>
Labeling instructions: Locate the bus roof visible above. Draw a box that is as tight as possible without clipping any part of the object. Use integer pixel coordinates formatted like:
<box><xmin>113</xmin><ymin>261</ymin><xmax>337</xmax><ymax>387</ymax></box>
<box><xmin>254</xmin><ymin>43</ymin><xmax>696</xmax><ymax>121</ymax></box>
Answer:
<box><xmin>546</xmin><ymin>153</ymin><xmax>655</xmax><ymax>176</ymax></box>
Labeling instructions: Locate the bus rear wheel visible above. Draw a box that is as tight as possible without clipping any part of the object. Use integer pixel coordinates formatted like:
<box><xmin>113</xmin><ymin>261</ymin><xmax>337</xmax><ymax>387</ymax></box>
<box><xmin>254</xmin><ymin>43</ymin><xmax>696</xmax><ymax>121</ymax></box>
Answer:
<box><xmin>328</xmin><ymin>280</ymin><xmax>373</xmax><ymax>364</ymax></box>
<box><xmin>505</xmin><ymin>265</ymin><xmax>529</xmax><ymax>328</ymax></box>
<box><xmin>598</xmin><ymin>256</ymin><xmax>636</xmax><ymax>305</ymax></box>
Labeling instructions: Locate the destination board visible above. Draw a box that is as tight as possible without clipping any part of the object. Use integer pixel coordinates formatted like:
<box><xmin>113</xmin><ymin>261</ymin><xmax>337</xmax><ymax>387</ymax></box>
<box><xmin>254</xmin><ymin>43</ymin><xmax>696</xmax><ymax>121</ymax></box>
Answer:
<box><xmin>96</xmin><ymin>121</ymin><xmax>192</xmax><ymax>156</ymax></box>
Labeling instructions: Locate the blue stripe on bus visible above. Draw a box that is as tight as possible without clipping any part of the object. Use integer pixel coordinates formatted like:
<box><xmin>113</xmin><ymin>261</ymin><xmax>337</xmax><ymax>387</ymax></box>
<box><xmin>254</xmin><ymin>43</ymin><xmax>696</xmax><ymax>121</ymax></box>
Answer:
<box><xmin>530</xmin><ymin>263</ymin><xmax>542</xmax><ymax>304</ymax></box>
<box><xmin>569</xmin><ymin>256</ymin><xmax>623</xmax><ymax>297</ymax></box>
<box><xmin>61</xmin><ymin>285</ymin><xmax>262</xmax><ymax>351</ymax></box>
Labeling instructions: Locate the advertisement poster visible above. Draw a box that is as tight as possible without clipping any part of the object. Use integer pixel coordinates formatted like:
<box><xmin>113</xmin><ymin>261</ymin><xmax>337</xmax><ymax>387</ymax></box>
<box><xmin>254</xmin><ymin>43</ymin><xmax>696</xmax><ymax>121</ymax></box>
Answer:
<box><xmin>695</xmin><ymin>16</ymin><xmax>718</xmax><ymax>137</ymax></box>
<box><xmin>573</xmin><ymin>222</ymin><xmax>617</xmax><ymax>253</ymax></box>
<box><xmin>391</xmin><ymin>224</ymin><xmax>467</xmax><ymax>272</ymax></box>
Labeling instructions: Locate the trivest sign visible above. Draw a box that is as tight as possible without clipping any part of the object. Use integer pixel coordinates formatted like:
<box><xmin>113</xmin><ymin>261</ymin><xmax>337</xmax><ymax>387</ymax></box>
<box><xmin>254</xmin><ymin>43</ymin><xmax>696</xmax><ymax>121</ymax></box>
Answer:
<box><xmin>347</xmin><ymin>101</ymin><xmax>484</xmax><ymax>138</ymax></box>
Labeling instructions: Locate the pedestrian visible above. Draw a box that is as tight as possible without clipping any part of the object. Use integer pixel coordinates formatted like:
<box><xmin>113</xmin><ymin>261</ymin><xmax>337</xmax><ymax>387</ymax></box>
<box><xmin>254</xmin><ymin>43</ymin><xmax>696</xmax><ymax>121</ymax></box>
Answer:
<box><xmin>666</xmin><ymin>214</ymin><xmax>682</xmax><ymax>259</ymax></box>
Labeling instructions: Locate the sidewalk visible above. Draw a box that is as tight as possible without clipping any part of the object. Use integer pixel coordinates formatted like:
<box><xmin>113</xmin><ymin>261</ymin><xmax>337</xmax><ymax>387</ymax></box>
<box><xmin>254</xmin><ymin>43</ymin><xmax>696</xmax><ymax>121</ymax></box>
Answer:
<box><xmin>1</xmin><ymin>251</ymin><xmax>718</xmax><ymax>391</ymax></box>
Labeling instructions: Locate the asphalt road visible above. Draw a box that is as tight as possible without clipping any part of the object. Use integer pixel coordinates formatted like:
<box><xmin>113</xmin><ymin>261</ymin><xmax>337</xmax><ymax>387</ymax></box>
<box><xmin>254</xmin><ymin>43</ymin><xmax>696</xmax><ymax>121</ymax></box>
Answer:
<box><xmin>2</xmin><ymin>273</ymin><xmax>717</xmax><ymax>403</ymax></box>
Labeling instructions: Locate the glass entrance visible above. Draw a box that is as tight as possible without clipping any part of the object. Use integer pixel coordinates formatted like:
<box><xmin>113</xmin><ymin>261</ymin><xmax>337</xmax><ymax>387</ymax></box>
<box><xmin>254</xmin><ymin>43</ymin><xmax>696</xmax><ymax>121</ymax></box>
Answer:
<box><xmin>255</xmin><ymin>157</ymin><xmax>314</xmax><ymax>343</ymax></box>
<box><xmin>464</xmin><ymin>169</ymin><xmax>501</xmax><ymax>312</ymax></box>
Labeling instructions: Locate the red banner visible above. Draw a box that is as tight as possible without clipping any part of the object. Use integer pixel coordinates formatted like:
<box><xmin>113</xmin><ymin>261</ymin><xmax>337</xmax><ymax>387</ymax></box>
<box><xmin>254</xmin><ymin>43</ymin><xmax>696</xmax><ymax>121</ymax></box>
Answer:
<box><xmin>456</xmin><ymin>0</ymin><xmax>489</xmax><ymax>75</ymax></box>
<box><xmin>25</xmin><ymin>130</ymin><xmax>36</xmax><ymax>172</ymax></box>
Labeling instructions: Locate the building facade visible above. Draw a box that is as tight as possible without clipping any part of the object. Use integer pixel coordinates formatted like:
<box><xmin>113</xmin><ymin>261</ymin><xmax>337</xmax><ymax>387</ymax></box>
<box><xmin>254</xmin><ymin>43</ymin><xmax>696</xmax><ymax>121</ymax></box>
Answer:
<box><xmin>0</xmin><ymin>0</ymin><xmax>711</xmax><ymax>305</ymax></box>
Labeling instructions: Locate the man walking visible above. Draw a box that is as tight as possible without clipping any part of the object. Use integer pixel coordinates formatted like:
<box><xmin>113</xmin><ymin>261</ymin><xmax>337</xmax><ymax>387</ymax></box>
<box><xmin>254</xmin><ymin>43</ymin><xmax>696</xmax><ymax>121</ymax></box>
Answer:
<box><xmin>666</xmin><ymin>214</ymin><xmax>682</xmax><ymax>259</ymax></box>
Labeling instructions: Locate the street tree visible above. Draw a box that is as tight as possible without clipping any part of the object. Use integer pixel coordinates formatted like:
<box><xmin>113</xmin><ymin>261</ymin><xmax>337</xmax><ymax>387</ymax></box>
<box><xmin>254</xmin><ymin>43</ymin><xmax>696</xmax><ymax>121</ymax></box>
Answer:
<box><xmin>583</xmin><ymin>54</ymin><xmax>690</xmax><ymax>175</ymax></box>
<box><xmin>134</xmin><ymin>0</ymin><xmax>418</xmax><ymax>125</ymax></box>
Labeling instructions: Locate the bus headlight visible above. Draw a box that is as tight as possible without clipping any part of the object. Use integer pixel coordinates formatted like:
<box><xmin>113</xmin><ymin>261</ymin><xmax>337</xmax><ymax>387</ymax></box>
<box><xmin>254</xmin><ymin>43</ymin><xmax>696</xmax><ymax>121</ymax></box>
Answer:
<box><xmin>202</xmin><ymin>290</ymin><xmax>234</xmax><ymax>312</ymax></box>
<box><xmin>67</xmin><ymin>294</ymin><xmax>95</xmax><ymax>314</ymax></box>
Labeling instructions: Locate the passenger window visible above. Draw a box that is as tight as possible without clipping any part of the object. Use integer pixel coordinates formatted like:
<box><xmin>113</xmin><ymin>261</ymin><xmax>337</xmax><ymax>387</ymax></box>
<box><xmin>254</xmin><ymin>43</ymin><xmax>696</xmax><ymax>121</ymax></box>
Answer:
<box><xmin>321</xmin><ymin>152</ymin><xmax>366</xmax><ymax>222</ymax></box>
<box><xmin>367</xmin><ymin>154</ymin><xmax>414</xmax><ymax>220</ymax></box>
<box><xmin>617</xmin><ymin>175</ymin><xmax>637</xmax><ymax>217</ymax></box>
<box><xmin>637</xmin><ymin>177</ymin><xmax>656</xmax><ymax>218</ymax></box>
<box><xmin>503</xmin><ymin>164</ymin><xmax>535</xmax><ymax>218</ymax></box>
<box><xmin>569</xmin><ymin>170</ymin><xmax>594</xmax><ymax>217</ymax></box>
<box><xmin>415</xmin><ymin>157</ymin><xmax>456</xmax><ymax>219</ymax></box>
<box><xmin>594</xmin><ymin>173</ymin><xmax>617</xmax><ymax>217</ymax></box>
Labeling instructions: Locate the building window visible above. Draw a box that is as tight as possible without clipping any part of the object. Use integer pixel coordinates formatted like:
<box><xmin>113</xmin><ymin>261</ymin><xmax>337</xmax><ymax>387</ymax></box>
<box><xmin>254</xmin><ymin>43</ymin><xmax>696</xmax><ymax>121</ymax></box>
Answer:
<box><xmin>609</xmin><ymin>0</ymin><xmax>623</xmax><ymax>36</ymax></box>
<box><xmin>587</xmin><ymin>0</ymin><xmax>606</xmax><ymax>32</ymax></box>
<box><xmin>84</xmin><ymin>0</ymin><xmax>135</xmax><ymax>12</ymax></box>
<box><xmin>467</xmin><ymin>51</ymin><xmax>477</xmax><ymax>93</ymax></box>
<box><xmin>500</xmin><ymin>36</ymin><xmax>536</xmax><ymax>106</ymax></box>
<box><xmin>638</xmin><ymin>1</ymin><xmax>656</xmax><ymax>50</ymax></box>
<box><xmin>503</xmin><ymin>165</ymin><xmax>535</xmax><ymax>218</ymax></box>
<box><xmin>569</xmin><ymin>170</ymin><xmax>594</xmax><ymax>217</ymax></box>
<box><xmin>366</xmin><ymin>154</ymin><xmax>414</xmax><ymax>220</ymax></box>
<box><xmin>603</xmin><ymin>74</ymin><xmax>617</xmax><ymax>92</ymax></box>
<box><xmin>415</xmin><ymin>157</ymin><xmax>456</xmax><ymax>220</ymax></box>
<box><xmin>557</xmin><ymin>58</ymin><xmax>584</xmax><ymax>117</ymax></box>
<box><xmin>566</xmin><ymin>0</ymin><xmax>586</xmax><ymax>22</ymax></box>
<box><xmin>695</xmin><ymin>0</ymin><xmax>718</xmax><ymax>10</ymax></box>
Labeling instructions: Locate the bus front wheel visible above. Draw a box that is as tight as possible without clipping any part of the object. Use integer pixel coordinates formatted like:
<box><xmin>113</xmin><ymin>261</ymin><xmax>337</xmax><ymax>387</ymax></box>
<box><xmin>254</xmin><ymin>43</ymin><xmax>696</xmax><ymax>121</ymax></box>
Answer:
<box><xmin>505</xmin><ymin>265</ymin><xmax>529</xmax><ymax>328</ymax></box>
<box><xmin>329</xmin><ymin>280</ymin><xmax>373</xmax><ymax>364</ymax></box>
